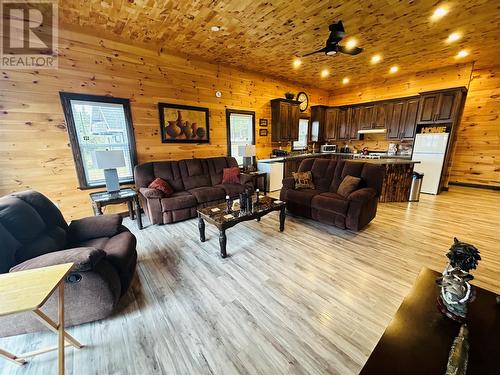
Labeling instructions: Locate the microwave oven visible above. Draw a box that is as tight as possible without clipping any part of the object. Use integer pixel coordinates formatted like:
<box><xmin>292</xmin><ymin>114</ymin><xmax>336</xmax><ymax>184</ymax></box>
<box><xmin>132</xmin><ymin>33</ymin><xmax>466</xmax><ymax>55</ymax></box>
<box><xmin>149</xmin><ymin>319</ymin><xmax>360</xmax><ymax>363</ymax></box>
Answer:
<box><xmin>320</xmin><ymin>144</ymin><xmax>337</xmax><ymax>153</ymax></box>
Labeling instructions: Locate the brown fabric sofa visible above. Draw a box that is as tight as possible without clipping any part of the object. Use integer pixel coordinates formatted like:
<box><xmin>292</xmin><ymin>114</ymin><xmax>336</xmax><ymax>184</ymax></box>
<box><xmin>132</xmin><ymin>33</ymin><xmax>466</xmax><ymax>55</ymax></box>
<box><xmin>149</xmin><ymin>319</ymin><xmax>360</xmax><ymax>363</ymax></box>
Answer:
<box><xmin>134</xmin><ymin>156</ymin><xmax>254</xmax><ymax>225</ymax></box>
<box><xmin>0</xmin><ymin>190</ymin><xmax>137</xmax><ymax>337</ymax></box>
<box><xmin>280</xmin><ymin>158</ymin><xmax>385</xmax><ymax>231</ymax></box>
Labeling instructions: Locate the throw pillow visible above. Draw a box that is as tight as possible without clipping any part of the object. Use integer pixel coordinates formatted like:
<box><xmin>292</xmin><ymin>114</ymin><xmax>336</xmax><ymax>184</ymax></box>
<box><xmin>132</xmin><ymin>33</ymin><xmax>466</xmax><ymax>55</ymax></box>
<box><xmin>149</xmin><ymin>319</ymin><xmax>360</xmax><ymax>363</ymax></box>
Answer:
<box><xmin>222</xmin><ymin>167</ymin><xmax>241</xmax><ymax>184</ymax></box>
<box><xmin>148</xmin><ymin>177</ymin><xmax>174</xmax><ymax>197</ymax></box>
<box><xmin>292</xmin><ymin>171</ymin><xmax>315</xmax><ymax>190</ymax></box>
<box><xmin>337</xmin><ymin>175</ymin><xmax>361</xmax><ymax>198</ymax></box>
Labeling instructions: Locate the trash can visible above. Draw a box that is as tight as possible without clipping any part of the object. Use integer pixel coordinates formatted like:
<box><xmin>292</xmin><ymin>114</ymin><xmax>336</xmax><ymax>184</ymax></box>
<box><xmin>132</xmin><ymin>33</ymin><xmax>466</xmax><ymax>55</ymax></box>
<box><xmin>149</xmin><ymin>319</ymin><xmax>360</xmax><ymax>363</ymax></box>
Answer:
<box><xmin>409</xmin><ymin>172</ymin><xmax>424</xmax><ymax>202</ymax></box>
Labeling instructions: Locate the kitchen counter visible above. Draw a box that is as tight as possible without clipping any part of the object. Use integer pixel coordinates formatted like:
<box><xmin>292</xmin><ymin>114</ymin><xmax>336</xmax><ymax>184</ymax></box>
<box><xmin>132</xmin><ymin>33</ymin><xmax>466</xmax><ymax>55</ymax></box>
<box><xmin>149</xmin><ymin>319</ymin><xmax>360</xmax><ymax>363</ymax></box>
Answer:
<box><xmin>258</xmin><ymin>152</ymin><xmax>412</xmax><ymax>163</ymax></box>
<box><xmin>348</xmin><ymin>158</ymin><xmax>419</xmax><ymax>165</ymax></box>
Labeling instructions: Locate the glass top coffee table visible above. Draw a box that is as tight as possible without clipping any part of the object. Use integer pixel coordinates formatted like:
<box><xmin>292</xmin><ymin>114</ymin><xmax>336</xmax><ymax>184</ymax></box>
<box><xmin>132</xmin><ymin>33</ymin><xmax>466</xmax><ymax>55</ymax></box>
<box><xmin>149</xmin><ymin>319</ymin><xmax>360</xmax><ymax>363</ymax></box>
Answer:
<box><xmin>197</xmin><ymin>195</ymin><xmax>286</xmax><ymax>258</ymax></box>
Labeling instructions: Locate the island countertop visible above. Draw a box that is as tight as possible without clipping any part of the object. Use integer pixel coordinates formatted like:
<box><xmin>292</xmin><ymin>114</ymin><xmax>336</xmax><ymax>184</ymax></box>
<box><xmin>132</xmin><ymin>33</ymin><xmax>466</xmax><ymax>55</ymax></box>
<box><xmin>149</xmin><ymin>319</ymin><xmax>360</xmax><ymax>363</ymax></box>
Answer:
<box><xmin>257</xmin><ymin>152</ymin><xmax>413</xmax><ymax>163</ymax></box>
<box><xmin>348</xmin><ymin>158</ymin><xmax>420</xmax><ymax>165</ymax></box>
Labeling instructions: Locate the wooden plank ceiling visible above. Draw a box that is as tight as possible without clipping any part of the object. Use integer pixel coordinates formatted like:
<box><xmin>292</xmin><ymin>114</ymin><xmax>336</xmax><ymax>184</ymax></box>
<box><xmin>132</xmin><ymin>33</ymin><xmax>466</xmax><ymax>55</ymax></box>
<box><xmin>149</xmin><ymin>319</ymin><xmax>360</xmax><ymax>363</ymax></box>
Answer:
<box><xmin>60</xmin><ymin>0</ymin><xmax>500</xmax><ymax>90</ymax></box>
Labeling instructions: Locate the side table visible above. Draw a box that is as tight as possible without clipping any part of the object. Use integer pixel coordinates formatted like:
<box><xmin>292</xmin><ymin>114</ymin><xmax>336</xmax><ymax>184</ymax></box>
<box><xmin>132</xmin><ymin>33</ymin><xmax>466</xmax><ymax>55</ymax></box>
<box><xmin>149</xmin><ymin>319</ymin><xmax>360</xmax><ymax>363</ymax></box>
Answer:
<box><xmin>242</xmin><ymin>171</ymin><xmax>267</xmax><ymax>195</ymax></box>
<box><xmin>0</xmin><ymin>263</ymin><xmax>83</xmax><ymax>374</ymax></box>
<box><xmin>89</xmin><ymin>188</ymin><xmax>142</xmax><ymax>229</ymax></box>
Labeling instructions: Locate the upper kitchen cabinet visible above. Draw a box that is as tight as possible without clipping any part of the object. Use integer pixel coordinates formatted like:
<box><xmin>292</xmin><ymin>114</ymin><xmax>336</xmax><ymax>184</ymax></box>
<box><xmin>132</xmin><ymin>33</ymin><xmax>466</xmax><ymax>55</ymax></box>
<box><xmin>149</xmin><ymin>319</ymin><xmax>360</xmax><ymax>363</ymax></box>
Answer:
<box><xmin>324</xmin><ymin>108</ymin><xmax>339</xmax><ymax>140</ymax></box>
<box><xmin>348</xmin><ymin>107</ymin><xmax>361</xmax><ymax>139</ymax></box>
<box><xmin>337</xmin><ymin>108</ymin><xmax>350</xmax><ymax>140</ymax></box>
<box><xmin>417</xmin><ymin>89</ymin><xmax>465</xmax><ymax>125</ymax></box>
<box><xmin>358</xmin><ymin>105</ymin><xmax>376</xmax><ymax>130</ymax></box>
<box><xmin>311</xmin><ymin>105</ymin><xmax>326</xmax><ymax>142</ymax></box>
<box><xmin>271</xmin><ymin>99</ymin><xmax>300</xmax><ymax>142</ymax></box>
<box><xmin>373</xmin><ymin>102</ymin><xmax>393</xmax><ymax>129</ymax></box>
<box><xmin>400</xmin><ymin>97</ymin><xmax>419</xmax><ymax>139</ymax></box>
<box><xmin>387</xmin><ymin>97</ymin><xmax>419</xmax><ymax>140</ymax></box>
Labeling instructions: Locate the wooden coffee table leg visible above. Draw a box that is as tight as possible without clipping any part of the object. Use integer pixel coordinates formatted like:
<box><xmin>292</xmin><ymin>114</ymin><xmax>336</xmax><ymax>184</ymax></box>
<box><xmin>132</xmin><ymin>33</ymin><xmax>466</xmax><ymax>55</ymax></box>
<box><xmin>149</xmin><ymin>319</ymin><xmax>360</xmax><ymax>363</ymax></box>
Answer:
<box><xmin>134</xmin><ymin>196</ymin><xmax>143</xmax><ymax>230</ymax></box>
<box><xmin>198</xmin><ymin>217</ymin><xmax>206</xmax><ymax>242</ymax></box>
<box><xmin>279</xmin><ymin>206</ymin><xmax>286</xmax><ymax>232</ymax></box>
<box><xmin>219</xmin><ymin>229</ymin><xmax>227</xmax><ymax>258</ymax></box>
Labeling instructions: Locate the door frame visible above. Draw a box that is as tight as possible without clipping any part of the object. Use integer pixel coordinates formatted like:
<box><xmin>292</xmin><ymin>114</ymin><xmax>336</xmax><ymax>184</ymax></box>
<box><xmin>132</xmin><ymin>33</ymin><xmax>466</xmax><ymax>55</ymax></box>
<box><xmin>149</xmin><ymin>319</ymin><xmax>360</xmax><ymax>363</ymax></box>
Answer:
<box><xmin>225</xmin><ymin>109</ymin><xmax>256</xmax><ymax>157</ymax></box>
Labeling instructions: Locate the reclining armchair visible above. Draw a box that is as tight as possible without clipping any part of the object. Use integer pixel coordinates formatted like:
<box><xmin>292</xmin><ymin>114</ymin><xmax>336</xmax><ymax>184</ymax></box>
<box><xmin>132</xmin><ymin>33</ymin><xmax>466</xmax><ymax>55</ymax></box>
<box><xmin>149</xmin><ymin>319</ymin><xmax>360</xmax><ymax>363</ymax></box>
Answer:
<box><xmin>0</xmin><ymin>190</ymin><xmax>137</xmax><ymax>337</ymax></box>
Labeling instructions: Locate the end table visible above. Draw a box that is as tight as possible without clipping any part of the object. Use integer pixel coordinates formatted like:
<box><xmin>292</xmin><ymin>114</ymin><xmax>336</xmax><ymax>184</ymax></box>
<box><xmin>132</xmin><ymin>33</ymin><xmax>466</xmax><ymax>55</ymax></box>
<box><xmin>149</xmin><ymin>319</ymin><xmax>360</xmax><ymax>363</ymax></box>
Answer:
<box><xmin>241</xmin><ymin>171</ymin><xmax>267</xmax><ymax>195</ymax></box>
<box><xmin>89</xmin><ymin>188</ymin><xmax>142</xmax><ymax>229</ymax></box>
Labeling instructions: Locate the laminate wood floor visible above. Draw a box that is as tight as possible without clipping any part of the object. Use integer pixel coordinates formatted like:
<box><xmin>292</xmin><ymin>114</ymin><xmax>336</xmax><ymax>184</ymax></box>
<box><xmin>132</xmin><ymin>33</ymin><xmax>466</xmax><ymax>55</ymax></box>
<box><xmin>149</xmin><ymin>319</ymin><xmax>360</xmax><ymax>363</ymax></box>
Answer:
<box><xmin>1</xmin><ymin>186</ymin><xmax>499</xmax><ymax>375</ymax></box>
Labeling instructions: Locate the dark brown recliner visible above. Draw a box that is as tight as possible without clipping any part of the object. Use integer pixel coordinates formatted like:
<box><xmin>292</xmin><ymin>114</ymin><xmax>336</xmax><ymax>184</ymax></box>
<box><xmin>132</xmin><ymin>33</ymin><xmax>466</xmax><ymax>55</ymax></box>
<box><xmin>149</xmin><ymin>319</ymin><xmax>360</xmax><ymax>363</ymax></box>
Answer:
<box><xmin>134</xmin><ymin>156</ymin><xmax>254</xmax><ymax>225</ymax></box>
<box><xmin>280</xmin><ymin>158</ymin><xmax>385</xmax><ymax>231</ymax></box>
<box><xmin>0</xmin><ymin>190</ymin><xmax>137</xmax><ymax>337</ymax></box>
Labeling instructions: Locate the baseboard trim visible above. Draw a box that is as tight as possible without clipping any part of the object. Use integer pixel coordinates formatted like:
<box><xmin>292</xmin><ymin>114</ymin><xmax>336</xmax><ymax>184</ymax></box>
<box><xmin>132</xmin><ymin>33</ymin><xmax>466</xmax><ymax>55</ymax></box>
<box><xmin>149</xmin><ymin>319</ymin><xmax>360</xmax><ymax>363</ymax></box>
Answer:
<box><xmin>449</xmin><ymin>182</ymin><xmax>500</xmax><ymax>191</ymax></box>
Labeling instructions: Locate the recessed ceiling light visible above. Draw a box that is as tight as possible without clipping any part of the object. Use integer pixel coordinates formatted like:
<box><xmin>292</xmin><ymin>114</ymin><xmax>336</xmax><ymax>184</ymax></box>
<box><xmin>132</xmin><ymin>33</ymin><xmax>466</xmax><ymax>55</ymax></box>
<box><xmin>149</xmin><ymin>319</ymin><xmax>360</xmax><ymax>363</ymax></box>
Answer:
<box><xmin>321</xmin><ymin>69</ymin><xmax>329</xmax><ymax>78</ymax></box>
<box><xmin>431</xmin><ymin>6</ymin><xmax>449</xmax><ymax>21</ymax></box>
<box><xmin>446</xmin><ymin>32</ymin><xmax>461</xmax><ymax>43</ymax></box>
<box><xmin>210</xmin><ymin>25</ymin><xmax>221</xmax><ymax>32</ymax></box>
<box><xmin>293</xmin><ymin>58</ymin><xmax>302</xmax><ymax>69</ymax></box>
<box><xmin>389</xmin><ymin>66</ymin><xmax>399</xmax><ymax>74</ymax></box>
<box><xmin>345</xmin><ymin>38</ymin><xmax>357</xmax><ymax>50</ymax></box>
<box><xmin>455</xmin><ymin>49</ymin><xmax>469</xmax><ymax>59</ymax></box>
<box><xmin>371</xmin><ymin>54</ymin><xmax>382</xmax><ymax>64</ymax></box>
<box><xmin>342</xmin><ymin>77</ymin><xmax>350</xmax><ymax>84</ymax></box>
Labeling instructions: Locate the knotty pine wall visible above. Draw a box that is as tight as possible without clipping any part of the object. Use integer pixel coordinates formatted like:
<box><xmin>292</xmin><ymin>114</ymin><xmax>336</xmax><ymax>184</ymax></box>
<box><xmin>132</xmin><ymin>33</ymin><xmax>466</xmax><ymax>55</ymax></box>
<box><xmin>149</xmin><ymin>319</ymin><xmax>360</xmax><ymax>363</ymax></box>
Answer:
<box><xmin>329</xmin><ymin>63</ymin><xmax>500</xmax><ymax>188</ymax></box>
<box><xmin>0</xmin><ymin>29</ymin><xmax>328</xmax><ymax>220</ymax></box>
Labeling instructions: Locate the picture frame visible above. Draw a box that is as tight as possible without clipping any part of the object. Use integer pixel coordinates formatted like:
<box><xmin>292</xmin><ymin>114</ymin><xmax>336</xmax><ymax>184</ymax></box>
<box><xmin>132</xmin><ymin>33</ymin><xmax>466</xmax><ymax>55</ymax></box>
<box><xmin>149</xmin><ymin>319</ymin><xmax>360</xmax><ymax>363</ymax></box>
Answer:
<box><xmin>259</xmin><ymin>118</ymin><xmax>268</xmax><ymax>127</ymax></box>
<box><xmin>158</xmin><ymin>102</ymin><xmax>210</xmax><ymax>143</ymax></box>
<box><xmin>259</xmin><ymin>128</ymin><xmax>268</xmax><ymax>136</ymax></box>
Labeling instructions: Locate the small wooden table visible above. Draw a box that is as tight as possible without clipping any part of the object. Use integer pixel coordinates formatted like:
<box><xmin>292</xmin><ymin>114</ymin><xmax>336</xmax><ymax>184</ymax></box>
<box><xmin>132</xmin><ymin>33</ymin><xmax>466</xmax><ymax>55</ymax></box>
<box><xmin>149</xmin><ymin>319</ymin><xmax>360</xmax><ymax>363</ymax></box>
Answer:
<box><xmin>197</xmin><ymin>195</ymin><xmax>286</xmax><ymax>258</ymax></box>
<box><xmin>241</xmin><ymin>171</ymin><xmax>268</xmax><ymax>195</ymax></box>
<box><xmin>360</xmin><ymin>267</ymin><xmax>499</xmax><ymax>374</ymax></box>
<box><xmin>0</xmin><ymin>263</ymin><xmax>83</xmax><ymax>374</ymax></box>
<box><xmin>89</xmin><ymin>188</ymin><xmax>142</xmax><ymax>229</ymax></box>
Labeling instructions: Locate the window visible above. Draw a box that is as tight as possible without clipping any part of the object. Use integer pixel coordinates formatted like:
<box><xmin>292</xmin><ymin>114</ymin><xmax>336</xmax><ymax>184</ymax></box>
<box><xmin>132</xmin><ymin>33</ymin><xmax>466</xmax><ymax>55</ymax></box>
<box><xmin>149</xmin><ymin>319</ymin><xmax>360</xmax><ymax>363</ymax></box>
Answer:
<box><xmin>293</xmin><ymin>118</ymin><xmax>310</xmax><ymax>150</ymax></box>
<box><xmin>226</xmin><ymin>109</ymin><xmax>255</xmax><ymax>165</ymax></box>
<box><xmin>59</xmin><ymin>93</ymin><xmax>137</xmax><ymax>189</ymax></box>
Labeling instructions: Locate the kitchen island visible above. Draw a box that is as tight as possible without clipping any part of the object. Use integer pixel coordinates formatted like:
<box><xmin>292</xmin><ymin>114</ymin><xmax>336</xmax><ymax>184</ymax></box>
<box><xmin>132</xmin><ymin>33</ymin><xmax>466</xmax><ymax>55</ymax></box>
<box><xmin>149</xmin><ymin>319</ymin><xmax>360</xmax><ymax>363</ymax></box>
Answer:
<box><xmin>257</xmin><ymin>153</ymin><xmax>419</xmax><ymax>202</ymax></box>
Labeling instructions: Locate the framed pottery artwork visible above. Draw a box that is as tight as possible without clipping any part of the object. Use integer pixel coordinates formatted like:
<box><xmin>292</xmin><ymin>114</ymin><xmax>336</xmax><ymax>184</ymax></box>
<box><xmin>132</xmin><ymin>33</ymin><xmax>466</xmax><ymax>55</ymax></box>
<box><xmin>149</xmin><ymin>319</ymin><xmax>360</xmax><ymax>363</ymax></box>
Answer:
<box><xmin>259</xmin><ymin>128</ymin><xmax>268</xmax><ymax>136</ymax></box>
<box><xmin>259</xmin><ymin>118</ymin><xmax>268</xmax><ymax>127</ymax></box>
<box><xmin>158</xmin><ymin>103</ymin><xmax>210</xmax><ymax>143</ymax></box>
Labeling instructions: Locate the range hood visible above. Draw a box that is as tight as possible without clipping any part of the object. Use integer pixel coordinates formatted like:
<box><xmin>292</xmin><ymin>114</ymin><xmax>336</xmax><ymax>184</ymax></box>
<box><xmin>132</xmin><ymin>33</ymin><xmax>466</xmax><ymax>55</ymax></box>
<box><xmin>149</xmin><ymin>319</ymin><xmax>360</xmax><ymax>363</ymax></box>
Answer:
<box><xmin>358</xmin><ymin>128</ymin><xmax>387</xmax><ymax>134</ymax></box>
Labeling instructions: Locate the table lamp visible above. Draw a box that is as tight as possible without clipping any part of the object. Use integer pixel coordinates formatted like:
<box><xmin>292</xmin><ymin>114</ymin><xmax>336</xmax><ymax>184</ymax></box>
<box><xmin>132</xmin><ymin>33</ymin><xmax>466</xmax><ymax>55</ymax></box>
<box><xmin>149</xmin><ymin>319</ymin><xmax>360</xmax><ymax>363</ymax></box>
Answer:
<box><xmin>93</xmin><ymin>150</ymin><xmax>125</xmax><ymax>193</ymax></box>
<box><xmin>238</xmin><ymin>144</ymin><xmax>256</xmax><ymax>171</ymax></box>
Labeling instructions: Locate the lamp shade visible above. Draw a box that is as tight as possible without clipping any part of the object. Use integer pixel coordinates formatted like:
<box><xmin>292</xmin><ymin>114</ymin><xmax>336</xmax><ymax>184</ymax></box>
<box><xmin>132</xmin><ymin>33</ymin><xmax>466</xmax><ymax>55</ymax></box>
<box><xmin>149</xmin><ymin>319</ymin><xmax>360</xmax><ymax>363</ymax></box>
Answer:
<box><xmin>238</xmin><ymin>144</ymin><xmax>256</xmax><ymax>157</ymax></box>
<box><xmin>93</xmin><ymin>150</ymin><xmax>126</xmax><ymax>169</ymax></box>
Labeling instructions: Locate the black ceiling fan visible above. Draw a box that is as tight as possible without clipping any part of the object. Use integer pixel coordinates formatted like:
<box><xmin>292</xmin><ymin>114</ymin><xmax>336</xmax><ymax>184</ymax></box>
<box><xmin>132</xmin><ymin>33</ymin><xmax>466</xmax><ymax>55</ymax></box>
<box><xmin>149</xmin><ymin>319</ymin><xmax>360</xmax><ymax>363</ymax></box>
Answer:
<box><xmin>303</xmin><ymin>21</ymin><xmax>363</xmax><ymax>57</ymax></box>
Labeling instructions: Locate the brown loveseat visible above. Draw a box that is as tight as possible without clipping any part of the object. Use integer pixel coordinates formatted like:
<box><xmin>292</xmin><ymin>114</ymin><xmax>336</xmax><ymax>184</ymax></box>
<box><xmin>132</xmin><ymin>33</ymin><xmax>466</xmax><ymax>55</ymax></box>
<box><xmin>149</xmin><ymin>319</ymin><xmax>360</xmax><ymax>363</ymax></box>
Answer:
<box><xmin>0</xmin><ymin>190</ymin><xmax>137</xmax><ymax>337</ymax></box>
<box><xmin>280</xmin><ymin>158</ymin><xmax>385</xmax><ymax>231</ymax></box>
<box><xmin>134</xmin><ymin>156</ymin><xmax>254</xmax><ymax>225</ymax></box>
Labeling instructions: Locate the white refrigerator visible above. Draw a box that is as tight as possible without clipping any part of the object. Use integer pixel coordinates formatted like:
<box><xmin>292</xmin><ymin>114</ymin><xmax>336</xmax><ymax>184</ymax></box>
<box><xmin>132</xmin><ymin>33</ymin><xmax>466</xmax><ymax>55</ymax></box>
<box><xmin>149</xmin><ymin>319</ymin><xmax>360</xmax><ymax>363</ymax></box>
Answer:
<box><xmin>412</xmin><ymin>133</ymin><xmax>449</xmax><ymax>194</ymax></box>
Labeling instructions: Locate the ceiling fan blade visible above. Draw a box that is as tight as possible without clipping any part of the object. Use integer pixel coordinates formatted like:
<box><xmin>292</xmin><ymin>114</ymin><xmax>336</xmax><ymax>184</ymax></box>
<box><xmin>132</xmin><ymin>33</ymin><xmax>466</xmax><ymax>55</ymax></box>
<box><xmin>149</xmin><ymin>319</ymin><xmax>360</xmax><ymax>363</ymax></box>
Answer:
<box><xmin>337</xmin><ymin>45</ymin><xmax>363</xmax><ymax>55</ymax></box>
<box><xmin>303</xmin><ymin>47</ymin><xmax>327</xmax><ymax>57</ymax></box>
<box><xmin>329</xmin><ymin>20</ymin><xmax>345</xmax><ymax>33</ymax></box>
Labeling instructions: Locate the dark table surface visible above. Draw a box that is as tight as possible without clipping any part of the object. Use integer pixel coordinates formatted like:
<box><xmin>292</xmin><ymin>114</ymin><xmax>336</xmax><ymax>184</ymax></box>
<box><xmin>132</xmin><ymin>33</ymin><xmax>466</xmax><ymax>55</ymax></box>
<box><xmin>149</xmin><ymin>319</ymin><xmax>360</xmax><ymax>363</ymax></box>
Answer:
<box><xmin>360</xmin><ymin>267</ymin><xmax>499</xmax><ymax>375</ymax></box>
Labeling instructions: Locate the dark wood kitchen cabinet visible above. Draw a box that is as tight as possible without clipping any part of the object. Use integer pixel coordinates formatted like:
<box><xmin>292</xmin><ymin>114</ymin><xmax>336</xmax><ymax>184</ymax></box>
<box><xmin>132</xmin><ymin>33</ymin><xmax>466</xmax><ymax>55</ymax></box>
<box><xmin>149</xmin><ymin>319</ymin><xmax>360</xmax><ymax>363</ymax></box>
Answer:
<box><xmin>373</xmin><ymin>102</ymin><xmax>393</xmax><ymax>129</ymax></box>
<box><xmin>387</xmin><ymin>100</ymin><xmax>405</xmax><ymax>139</ymax></box>
<box><xmin>386</xmin><ymin>97</ymin><xmax>419</xmax><ymax>140</ymax></box>
<box><xmin>417</xmin><ymin>89</ymin><xmax>462</xmax><ymax>125</ymax></box>
<box><xmin>400</xmin><ymin>97</ymin><xmax>419</xmax><ymax>139</ymax></box>
<box><xmin>358</xmin><ymin>105</ymin><xmax>375</xmax><ymax>130</ymax></box>
<box><xmin>324</xmin><ymin>108</ymin><xmax>338</xmax><ymax>140</ymax></box>
<box><xmin>311</xmin><ymin>105</ymin><xmax>325</xmax><ymax>142</ymax></box>
<box><xmin>271</xmin><ymin>99</ymin><xmax>300</xmax><ymax>142</ymax></box>
<box><xmin>337</xmin><ymin>108</ymin><xmax>350</xmax><ymax>140</ymax></box>
<box><xmin>348</xmin><ymin>107</ymin><xmax>361</xmax><ymax>139</ymax></box>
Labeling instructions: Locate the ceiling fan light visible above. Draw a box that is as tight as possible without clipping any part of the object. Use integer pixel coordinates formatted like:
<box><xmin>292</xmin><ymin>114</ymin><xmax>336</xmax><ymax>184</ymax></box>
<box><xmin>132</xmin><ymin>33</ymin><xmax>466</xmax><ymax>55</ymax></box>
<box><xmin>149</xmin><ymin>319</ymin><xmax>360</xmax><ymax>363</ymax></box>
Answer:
<box><xmin>345</xmin><ymin>38</ymin><xmax>357</xmax><ymax>50</ymax></box>
<box><xmin>326</xmin><ymin>50</ymin><xmax>336</xmax><ymax>56</ymax></box>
